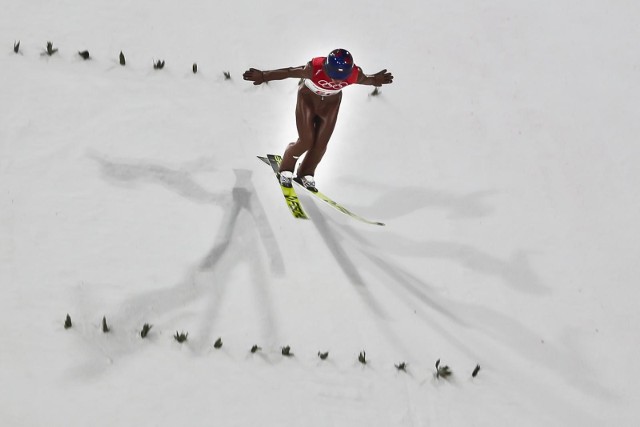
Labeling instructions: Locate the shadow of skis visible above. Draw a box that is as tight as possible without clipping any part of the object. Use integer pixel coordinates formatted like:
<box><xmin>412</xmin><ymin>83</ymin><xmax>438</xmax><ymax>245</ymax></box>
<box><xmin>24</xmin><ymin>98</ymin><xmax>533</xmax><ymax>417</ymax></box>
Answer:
<box><xmin>196</xmin><ymin>169</ymin><xmax>284</xmax><ymax>351</ymax></box>
<box><xmin>78</xmin><ymin>158</ymin><xmax>286</xmax><ymax>369</ymax></box>
<box><xmin>304</xmin><ymin>196</ymin><xmax>552</xmax><ymax>365</ymax></box>
<box><xmin>303</xmin><ymin>200</ymin><xmax>411</xmax><ymax>355</ymax></box>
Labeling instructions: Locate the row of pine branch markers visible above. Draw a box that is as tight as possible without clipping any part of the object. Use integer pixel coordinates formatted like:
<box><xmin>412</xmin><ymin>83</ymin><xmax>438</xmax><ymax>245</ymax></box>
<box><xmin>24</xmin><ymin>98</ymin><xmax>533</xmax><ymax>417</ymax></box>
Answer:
<box><xmin>63</xmin><ymin>314</ymin><xmax>479</xmax><ymax>379</ymax></box>
<box><xmin>13</xmin><ymin>40</ymin><xmax>232</xmax><ymax>77</ymax></box>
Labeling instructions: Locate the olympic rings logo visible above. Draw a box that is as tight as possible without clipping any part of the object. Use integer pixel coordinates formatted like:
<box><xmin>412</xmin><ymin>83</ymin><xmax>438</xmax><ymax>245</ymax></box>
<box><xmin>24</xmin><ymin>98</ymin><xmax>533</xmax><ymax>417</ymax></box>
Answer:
<box><xmin>317</xmin><ymin>80</ymin><xmax>349</xmax><ymax>90</ymax></box>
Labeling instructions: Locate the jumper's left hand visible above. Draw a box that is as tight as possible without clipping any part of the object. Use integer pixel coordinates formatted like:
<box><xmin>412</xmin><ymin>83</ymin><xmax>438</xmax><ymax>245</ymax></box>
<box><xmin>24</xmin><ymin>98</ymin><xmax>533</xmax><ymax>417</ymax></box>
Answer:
<box><xmin>373</xmin><ymin>69</ymin><xmax>393</xmax><ymax>86</ymax></box>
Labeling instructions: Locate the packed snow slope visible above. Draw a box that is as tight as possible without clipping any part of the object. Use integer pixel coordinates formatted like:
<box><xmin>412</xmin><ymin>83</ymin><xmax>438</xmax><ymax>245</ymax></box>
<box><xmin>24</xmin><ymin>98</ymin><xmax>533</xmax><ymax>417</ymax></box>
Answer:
<box><xmin>2</xmin><ymin>1</ymin><xmax>640</xmax><ymax>426</ymax></box>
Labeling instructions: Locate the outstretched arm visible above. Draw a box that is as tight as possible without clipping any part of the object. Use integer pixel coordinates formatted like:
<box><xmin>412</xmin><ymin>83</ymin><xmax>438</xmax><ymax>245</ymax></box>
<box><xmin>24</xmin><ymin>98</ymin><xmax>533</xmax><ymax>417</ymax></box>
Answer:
<box><xmin>356</xmin><ymin>67</ymin><xmax>394</xmax><ymax>86</ymax></box>
<box><xmin>243</xmin><ymin>63</ymin><xmax>311</xmax><ymax>85</ymax></box>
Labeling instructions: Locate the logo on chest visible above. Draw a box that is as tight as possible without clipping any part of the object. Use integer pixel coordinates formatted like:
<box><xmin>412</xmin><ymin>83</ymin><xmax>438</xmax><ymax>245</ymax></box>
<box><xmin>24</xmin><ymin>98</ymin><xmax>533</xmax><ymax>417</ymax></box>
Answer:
<box><xmin>316</xmin><ymin>80</ymin><xmax>349</xmax><ymax>90</ymax></box>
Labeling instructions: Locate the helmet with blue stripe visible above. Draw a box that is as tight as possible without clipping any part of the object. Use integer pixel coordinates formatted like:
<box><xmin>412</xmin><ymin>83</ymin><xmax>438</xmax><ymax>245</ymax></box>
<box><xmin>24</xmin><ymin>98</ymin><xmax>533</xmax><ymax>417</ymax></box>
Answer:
<box><xmin>324</xmin><ymin>48</ymin><xmax>354</xmax><ymax>80</ymax></box>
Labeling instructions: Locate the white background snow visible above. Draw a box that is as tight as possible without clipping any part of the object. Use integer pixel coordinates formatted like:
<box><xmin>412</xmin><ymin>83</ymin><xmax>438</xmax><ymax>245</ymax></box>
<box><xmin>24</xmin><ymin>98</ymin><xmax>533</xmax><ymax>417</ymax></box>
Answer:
<box><xmin>1</xmin><ymin>1</ymin><xmax>639</xmax><ymax>426</ymax></box>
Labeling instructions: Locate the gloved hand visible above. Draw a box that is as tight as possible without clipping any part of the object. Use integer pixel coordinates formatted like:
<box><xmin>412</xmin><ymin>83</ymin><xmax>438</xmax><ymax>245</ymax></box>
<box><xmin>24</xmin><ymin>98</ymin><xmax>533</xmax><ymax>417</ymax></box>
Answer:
<box><xmin>372</xmin><ymin>69</ymin><xmax>393</xmax><ymax>86</ymax></box>
<box><xmin>243</xmin><ymin>68</ymin><xmax>266</xmax><ymax>85</ymax></box>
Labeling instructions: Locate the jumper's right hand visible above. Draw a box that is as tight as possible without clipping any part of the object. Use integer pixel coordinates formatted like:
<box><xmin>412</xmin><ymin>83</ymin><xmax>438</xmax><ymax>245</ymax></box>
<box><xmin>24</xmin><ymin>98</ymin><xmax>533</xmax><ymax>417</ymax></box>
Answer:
<box><xmin>243</xmin><ymin>68</ymin><xmax>265</xmax><ymax>85</ymax></box>
<box><xmin>372</xmin><ymin>69</ymin><xmax>393</xmax><ymax>86</ymax></box>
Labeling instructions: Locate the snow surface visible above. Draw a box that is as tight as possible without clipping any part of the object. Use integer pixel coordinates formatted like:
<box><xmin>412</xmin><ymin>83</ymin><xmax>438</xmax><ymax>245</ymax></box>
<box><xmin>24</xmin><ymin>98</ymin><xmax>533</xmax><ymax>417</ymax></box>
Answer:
<box><xmin>2</xmin><ymin>1</ymin><xmax>640</xmax><ymax>426</ymax></box>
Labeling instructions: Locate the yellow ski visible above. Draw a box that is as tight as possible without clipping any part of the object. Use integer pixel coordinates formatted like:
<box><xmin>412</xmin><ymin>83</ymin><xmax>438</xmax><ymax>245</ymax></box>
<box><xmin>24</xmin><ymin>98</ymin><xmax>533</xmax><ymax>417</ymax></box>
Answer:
<box><xmin>258</xmin><ymin>155</ymin><xmax>308</xmax><ymax>219</ymax></box>
<box><xmin>259</xmin><ymin>155</ymin><xmax>384</xmax><ymax>226</ymax></box>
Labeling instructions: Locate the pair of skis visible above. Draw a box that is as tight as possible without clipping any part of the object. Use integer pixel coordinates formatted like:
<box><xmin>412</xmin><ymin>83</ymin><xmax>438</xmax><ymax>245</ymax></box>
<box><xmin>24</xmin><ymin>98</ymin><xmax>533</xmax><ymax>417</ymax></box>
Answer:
<box><xmin>258</xmin><ymin>154</ymin><xmax>384</xmax><ymax>226</ymax></box>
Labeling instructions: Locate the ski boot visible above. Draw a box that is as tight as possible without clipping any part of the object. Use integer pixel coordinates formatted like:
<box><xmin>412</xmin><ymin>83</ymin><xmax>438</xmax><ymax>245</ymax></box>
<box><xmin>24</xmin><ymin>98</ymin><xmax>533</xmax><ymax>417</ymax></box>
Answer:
<box><xmin>278</xmin><ymin>170</ymin><xmax>294</xmax><ymax>188</ymax></box>
<box><xmin>295</xmin><ymin>175</ymin><xmax>318</xmax><ymax>192</ymax></box>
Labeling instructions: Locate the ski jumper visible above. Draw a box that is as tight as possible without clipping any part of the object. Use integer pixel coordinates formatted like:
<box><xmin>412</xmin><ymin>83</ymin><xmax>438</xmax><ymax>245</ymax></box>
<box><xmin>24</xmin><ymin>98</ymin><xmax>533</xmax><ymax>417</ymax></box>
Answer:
<box><xmin>280</xmin><ymin>57</ymin><xmax>359</xmax><ymax>177</ymax></box>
